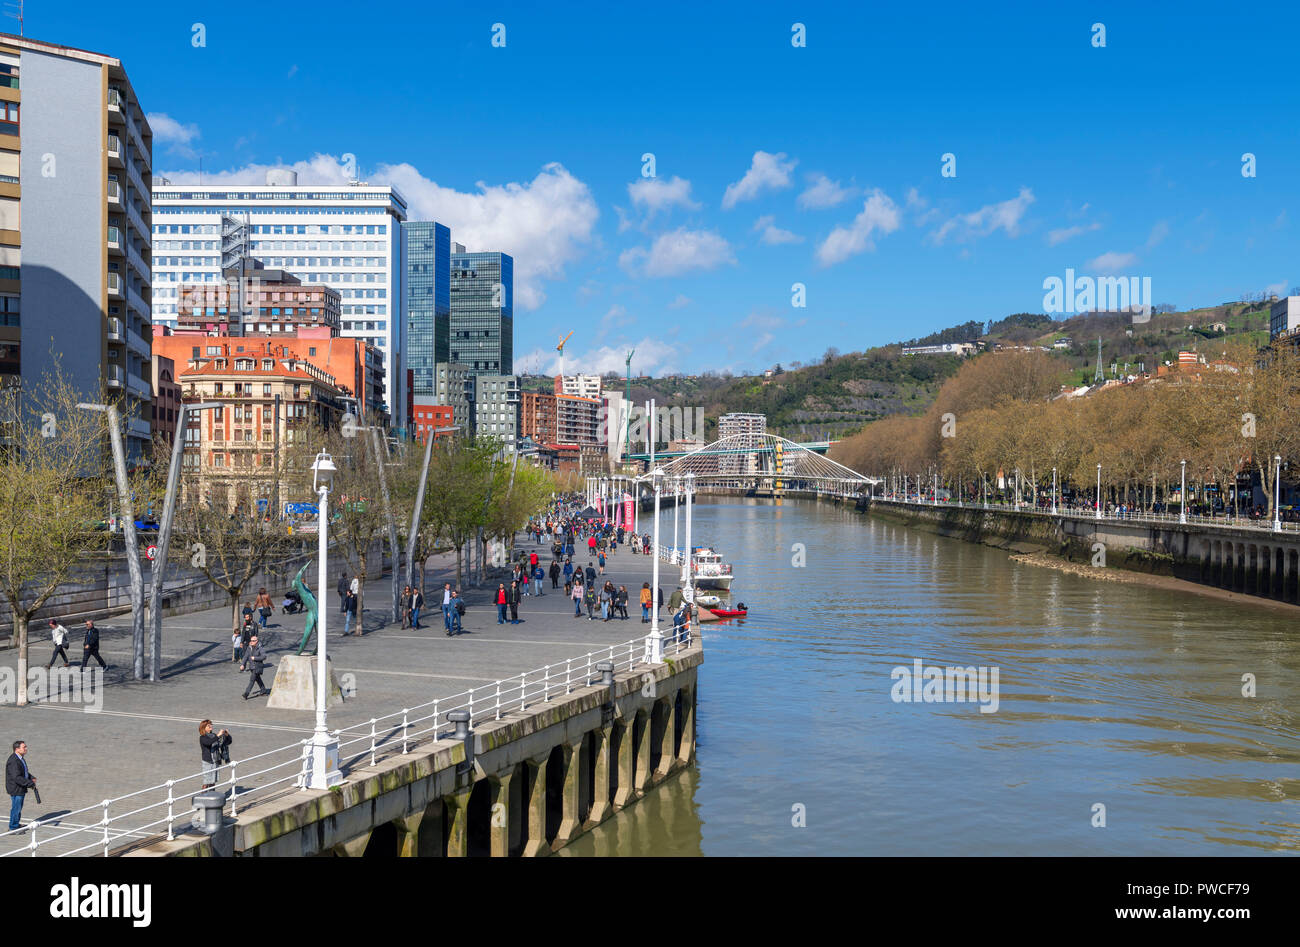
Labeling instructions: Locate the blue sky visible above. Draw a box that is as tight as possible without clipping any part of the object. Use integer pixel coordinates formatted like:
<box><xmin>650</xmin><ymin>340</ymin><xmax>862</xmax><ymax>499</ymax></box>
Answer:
<box><xmin>32</xmin><ymin>0</ymin><xmax>1300</xmax><ymax>376</ymax></box>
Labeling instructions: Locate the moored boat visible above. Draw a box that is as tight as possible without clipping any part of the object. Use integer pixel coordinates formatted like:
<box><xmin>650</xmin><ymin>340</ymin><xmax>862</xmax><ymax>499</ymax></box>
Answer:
<box><xmin>691</xmin><ymin>548</ymin><xmax>734</xmax><ymax>590</ymax></box>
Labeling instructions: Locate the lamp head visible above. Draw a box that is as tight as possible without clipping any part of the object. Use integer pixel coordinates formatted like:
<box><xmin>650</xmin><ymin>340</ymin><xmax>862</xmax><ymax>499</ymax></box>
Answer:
<box><xmin>312</xmin><ymin>451</ymin><xmax>337</xmax><ymax>493</ymax></box>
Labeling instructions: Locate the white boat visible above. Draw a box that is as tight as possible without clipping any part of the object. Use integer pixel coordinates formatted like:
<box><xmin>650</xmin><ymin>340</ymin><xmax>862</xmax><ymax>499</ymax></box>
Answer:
<box><xmin>691</xmin><ymin>549</ymin><xmax>734</xmax><ymax>590</ymax></box>
<box><xmin>693</xmin><ymin>592</ymin><xmax>722</xmax><ymax>608</ymax></box>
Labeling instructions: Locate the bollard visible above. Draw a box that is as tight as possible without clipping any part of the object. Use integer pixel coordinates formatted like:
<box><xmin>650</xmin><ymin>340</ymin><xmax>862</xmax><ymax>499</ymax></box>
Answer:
<box><xmin>191</xmin><ymin>790</ymin><xmax>227</xmax><ymax>836</ymax></box>
<box><xmin>597</xmin><ymin>661</ymin><xmax>614</xmax><ymax>686</ymax></box>
<box><xmin>448</xmin><ymin>710</ymin><xmax>473</xmax><ymax>773</ymax></box>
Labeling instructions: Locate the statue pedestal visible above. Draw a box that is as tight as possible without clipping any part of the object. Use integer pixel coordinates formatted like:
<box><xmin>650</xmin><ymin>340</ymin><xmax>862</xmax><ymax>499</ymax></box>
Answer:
<box><xmin>266</xmin><ymin>655</ymin><xmax>344</xmax><ymax>710</ymax></box>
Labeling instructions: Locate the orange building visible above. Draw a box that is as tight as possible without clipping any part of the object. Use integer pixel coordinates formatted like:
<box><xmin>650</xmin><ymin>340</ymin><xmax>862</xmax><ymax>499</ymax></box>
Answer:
<box><xmin>412</xmin><ymin>403</ymin><xmax>455</xmax><ymax>444</ymax></box>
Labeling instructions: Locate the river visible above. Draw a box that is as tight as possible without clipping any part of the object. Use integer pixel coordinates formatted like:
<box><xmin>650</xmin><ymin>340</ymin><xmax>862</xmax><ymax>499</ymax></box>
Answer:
<box><xmin>560</xmin><ymin>496</ymin><xmax>1300</xmax><ymax>856</ymax></box>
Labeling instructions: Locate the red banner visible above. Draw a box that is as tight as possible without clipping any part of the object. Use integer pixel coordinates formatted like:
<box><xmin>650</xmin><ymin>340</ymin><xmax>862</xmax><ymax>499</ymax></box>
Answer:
<box><xmin>624</xmin><ymin>493</ymin><xmax>634</xmax><ymax>527</ymax></box>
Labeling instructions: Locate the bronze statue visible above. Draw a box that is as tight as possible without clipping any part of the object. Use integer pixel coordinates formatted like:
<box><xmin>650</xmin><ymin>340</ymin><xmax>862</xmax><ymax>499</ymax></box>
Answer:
<box><xmin>294</xmin><ymin>563</ymin><xmax>320</xmax><ymax>655</ymax></box>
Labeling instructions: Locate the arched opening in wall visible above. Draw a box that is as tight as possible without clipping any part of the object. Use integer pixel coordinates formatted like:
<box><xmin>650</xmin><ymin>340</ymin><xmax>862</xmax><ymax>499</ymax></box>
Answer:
<box><xmin>1274</xmin><ymin>547</ymin><xmax>1285</xmax><ymax>597</ymax></box>
<box><xmin>1290</xmin><ymin>549</ymin><xmax>1299</xmax><ymax>602</ymax></box>
<box><xmin>363</xmin><ymin>821</ymin><xmax>397</xmax><ymax>857</ymax></box>
<box><xmin>609</xmin><ymin>723</ymin><xmax>623</xmax><ymax>805</ymax></box>
<box><xmin>673</xmin><ymin>688</ymin><xmax>685</xmax><ymax>760</ymax></box>
<box><xmin>508</xmin><ymin>763</ymin><xmax>525</xmax><ymax>857</ymax></box>
<box><xmin>1234</xmin><ymin>544</ymin><xmax>1245</xmax><ymax>592</ymax></box>
<box><xmin>466</xmin><ymin>779</ymin><xmax>492</xmax><ymax>857</ymax></box>
<box><xmin>580</xmin><ymin>731</ymin><xmax>595</xmax><ymax>826</ymax></box>
<box><xmin>631</xmin><ymin>713</ymin><xmax>646</xmax><ymax>789</ymax></box>
<box><xmin>417</xmin><ymin>798</ymin><xmax>444</xmax><ymax>857</ymax></box>
<box><xmin>1247</xmin><ymin>545</ymin><xmax>1258</xmax><ymax>595</ymax></box>
<box><xmin>545</xmin><ymin>744</ymin><xmax>564</xmax><ymax>845</ymax></box>
<box><xmin>649</xmin><ymin>699</ymin><xmax>667</xmax><ymax>774</ymax></box>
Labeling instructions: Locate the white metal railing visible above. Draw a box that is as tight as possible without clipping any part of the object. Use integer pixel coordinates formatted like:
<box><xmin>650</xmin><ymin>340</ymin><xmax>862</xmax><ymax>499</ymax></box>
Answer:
<box><xmin>0</xmin><ymin>632</ymin><xmax>697</xmax><ymax>857</ymax></box>
<box><xmin>870</xmin><ymin>494</ymin><xmax>1300</xmax><ymax>534</ymax></box>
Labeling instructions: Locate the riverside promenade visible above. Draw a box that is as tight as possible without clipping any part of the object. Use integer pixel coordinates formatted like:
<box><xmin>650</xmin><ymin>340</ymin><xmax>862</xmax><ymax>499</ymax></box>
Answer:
<box><xmin>0</xmin><ymin>533</ymin><xmax>687</xmax><ymax>856</ymax></box>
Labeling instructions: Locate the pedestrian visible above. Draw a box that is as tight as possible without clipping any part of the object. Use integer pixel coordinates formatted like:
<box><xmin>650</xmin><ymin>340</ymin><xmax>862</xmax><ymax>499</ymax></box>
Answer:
<box><xmin>639</xmin><ymin>583</ymin><xmax>652</xmax><ymax>622</ymax></box>
<box><xmin>255</xmin><ymin>587</ymin><xmax>274</xmax><ymax>628</ymax></box>
<box><xmin>400</xmin><ymin>585</ymin><xmax>412</xmax><ymax>629</ymax></box>
<box><xmin>529</xmin><ymin>550</ymin><xmax>539</xmax><ymax>574</ymax></box>
<box><xmin>572</xmin><ymin>579</ymin><xmax>584</xmax><ymax>617</ymax></box>
<box><xmin>598</xmin><ymin>550</ymin><xmax>606</xmax><ymax>575</ymax></box>
<box><xmin>199</xmin><ymin>720</ymin><xmax>232</xmax><ymax>790</ymax></box>
<box><xmin>657</xmin><ymin>586</ymin><xmax>665</xmax><ymax>619</ymax></box>
<box><xmin>669</xmin><ymin>586</ymin><xmax>684</xmax><ymax>612</ymax></box>
<box><xmin>532</xmin><ymin>563</ymin><xmax>545</xmax><ymax>596</ymax></box>
<box><xmin>617</xmin><ymin>585</ymin><xmax>629</xmax><ymax>620</ymax></box>
<box><xmin>342</xmin><ymin>588</ymin><xmax>357</xmax><ymax>636</ymax></box>
<box><xmin>585</xmin><ymin>562</ymin><xmax>597</xmax><ymax>587</ymax></box>
<box><xmin>584</xmin><ymin>582</ymin><xmax>597</xmax><ymax>621</ymax></box>
<box><xmin>231</xmin><ymin>629</ymin><xmax>242</xmax><ymax>663</ymax></box>
<box><xmin>241</xmin><ymin>635</ymin><xmax>270</xmax><ymax>700</ymax></box>
<box><xmin>509</xmin><ymin>580</ymin><xmax>522</xmax><ymax>624</ymax></box>
<box><xmin>337</xmin><ymin>572</ymin><xmax>349</xmax><ymax>614</ymax></box>
<box><xmin>563</xmin><ymin>558</ymin><xmax>574</xmax><ymax>586</ymax></box>
<box><xmin>410</xmin><ymin>587</ymin><xmax>424</xmax><ymax>629</ymax></box>
<box><xmin>5</xmin><ymin>740</ymin><xmax>35</xmax><ymax>831</ymax></box>
<box><xmin>441</xmin><ymin>582</ymin><xmax>453</xmax><ymax>629</ymax></box>
<box><xmin>81</xmin><ymin>620</ymin><xmax>106</xmax><ymax>670</ymax></box>
<box><xmin>241</xmin><ymin>600</ymin><xmax>255</xmax><ymax>629</ymax></box>
<box><xmin>448</xmin><ymin>590</ymin><xmax>464</xmax><ymax>636</ymax></box>
<box><xmin>46</xmin><ymin>619</ymin><xmax>71</xmax><ymax>669</ymax></box>
<box><xmin>496</xmin><ymin>583</ymin><xmax>508</xmax><ymax>624</ymax></box>
<box><xmin>600</xmin><ymin>582</ymin><xmax>612</xmax><ymax>621</ymax></box>
<box><xmin>549</xmin><ymin>559</ymin><xmax>561</xmax><ymax>589</ymax></box>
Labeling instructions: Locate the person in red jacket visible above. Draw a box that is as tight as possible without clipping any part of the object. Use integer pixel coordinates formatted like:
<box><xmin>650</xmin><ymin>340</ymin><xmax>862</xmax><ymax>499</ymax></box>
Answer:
<box><xmin>496</xmin><ymin>584</ymin><xmax>508</xmax><ymax>624</ymax></box>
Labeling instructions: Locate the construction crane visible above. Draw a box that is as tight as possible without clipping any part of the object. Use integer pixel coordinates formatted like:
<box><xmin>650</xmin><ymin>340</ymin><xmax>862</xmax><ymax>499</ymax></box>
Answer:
<box><xmin>556</xmin><ymin>330</ymin><xmax>574</xmax><ymax>381</ymax></box>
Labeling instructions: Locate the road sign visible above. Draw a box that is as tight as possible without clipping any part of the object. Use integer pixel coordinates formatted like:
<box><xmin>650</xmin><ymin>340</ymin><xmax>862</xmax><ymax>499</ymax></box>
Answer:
<box><xmin>146</xmin><ymin>545</ymin><xmax>158</xmax><ymax>560</ymax></box>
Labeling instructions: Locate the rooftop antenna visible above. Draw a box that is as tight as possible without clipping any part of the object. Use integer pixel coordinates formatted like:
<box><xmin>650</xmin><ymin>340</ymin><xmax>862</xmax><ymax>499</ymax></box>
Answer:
<box><xmin>3</xmin><ymin>0</ymin><xmax>22</xmax><ymax>36</ymax></box>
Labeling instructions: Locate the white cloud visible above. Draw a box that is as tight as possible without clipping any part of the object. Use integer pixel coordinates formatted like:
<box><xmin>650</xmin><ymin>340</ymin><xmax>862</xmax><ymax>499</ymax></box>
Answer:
<box><xmin>1046</xmin><ymin>222</ymin><xmax>1101</xmax><ymax>246</ymax></box>
<box><xmin>522</xmin><ymin>337</ymin><xmax>679</xmax><ymax>377</ymax></box>
<box><xmin>722</xmin><ymin>151</ymin><xmax>797</xmax><ymax>209</ymax></box>
<box><xmin>1265</xmin><ymin>280</ymin><xmax>1288</xmax><ymax>297</ymax></box>
<box><xmin>627</xmin><ymin>175</ymin><xmax>700</xmax><ymax>215</ymax></box>
<box><xmin>159</xmin><ymin>155</ymin><xmax>599</xmax><ymax>310</ymax></box>
<box><xmin>620</xmin><ymin>227</ymin><xmax>735</xmax><ymax>277</ymax></box>
<box><xmin>667</xmin><ymin>294</ymin><xmax>691</xmax><ymax>309</ymax></box>
<box><xmin>598</xmin><ymin>304</ymin><xmax>634</xmax><ymax>339</ymax></box>
<box><xmin>905</xmin><ymin>187</ymin><xmax>927</xmax><ymax>209</ymax></box>
<box><xmin>815</xmin><ymin>189</ymin><xmax>901</xmax><ymax>266</ymax></box>
<box><xmin>147</xmin><ymin>112</ymin><xmax>201</xmax><ymax>159</ymax></box>
<box><xmin>797</xmin><ymin>173</ymin><xmax>855</xmax><ymax>210</ymax></box>
<box><xmin>1146</xmin><ymin>221</ymin><xmax>1169</xmax><ymax>249</ymax></box>
<box><xmin>930</xmin><ymin>187</ymin><xmax>1035</xmax><ymax>245</ymax></box>
<box><xmin>753</xmin><ymin>215</ymin><xmax>803</xmax><ymax>245</ymax></box>
<box><xmin>1087</xmin><ymin>251</ymin><xmax>1139</xmax><ymax>273</ymax></box>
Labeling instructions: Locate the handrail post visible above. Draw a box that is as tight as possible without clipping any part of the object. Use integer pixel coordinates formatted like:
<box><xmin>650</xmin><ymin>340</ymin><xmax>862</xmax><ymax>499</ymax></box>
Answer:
<box><xmin>101</xmin><ymin>800</ymin><xmax>110</xmax><ymax>857</ymax></box>
<box><xmin>495</xmin><ymin>681</ymin><xmax>502</xmax><ymax>720</ymax></box>
<box><xmin>370</xmin><ymin>718</ymin><xmax>377</xmax><ymax>768</ymax></box>
<box><xmin>543</xmin><ymin>665</ymin><xmax>551</xmax><ymax>701</ymax></box>
<box><xmin>28</xmin><ymin>821</ymin><xmax>36</xmax><ymax>856</ymax></box>
<box><xmin>402</xmin><ymin>710</ymin><xmax>410</xmax><ymax>754</ymax></box>
<box><xmin>166</xmin><ymin>779</ymin><xmax>176</xmax><ymax>841</ymax></box>
<box><xmin>229</xmin><ymin>761</ymin><xmax>239</xmax><ymax>816</ymax></box>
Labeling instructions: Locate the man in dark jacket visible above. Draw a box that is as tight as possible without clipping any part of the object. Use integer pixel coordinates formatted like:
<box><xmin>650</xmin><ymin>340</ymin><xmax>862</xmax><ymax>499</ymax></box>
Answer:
<box><xmin>549</xmin><ymin>559</ymin><xmax>561</xmax><ymax>589</ymax></box>
<box><xmin>81</xmin><ymin>620</ymin><xmax>106</xmax><ymax>670</ymax></box>
<box><xmin>508</xmin><ymin>580</ymin><xmax>522</xmax><ymax>624</ymax></box>
<box><xmin>337</xmin><ymin>572</ymin><xmax>349</xmax><ymax>614</ymax></box>
<box><xmin>241</xmin><ymin>636</ymin><xmax>270</xmax><ymax>700</ymax></box>
<box><xmin>5</xmin><ymin>740</ymin><xmax>34</xmax><ymax>830</ymax></box>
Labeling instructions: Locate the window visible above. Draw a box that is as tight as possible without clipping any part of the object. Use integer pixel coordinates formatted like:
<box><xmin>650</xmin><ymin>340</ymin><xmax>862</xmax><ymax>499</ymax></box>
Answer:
<box><xmin>263</xmin><ymin>383</ymin><xmax>272</xmax><ymax>396</ymax></box>
<box><xmin>0</xmin><ymin>102</ymin><xmax>18</xmax><ymax>134</ymax></box>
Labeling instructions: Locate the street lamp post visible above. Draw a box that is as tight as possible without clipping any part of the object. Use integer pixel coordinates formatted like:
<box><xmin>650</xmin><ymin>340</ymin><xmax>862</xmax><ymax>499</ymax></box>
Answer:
<box><xmin>647</xmin><ymin>468</ymin><xmax>665</xmax><ymax>664</ymax></box>
<box><xmin>1180</xmin><ymin>459</ymin><xmax>1188</xmax><ymax>525</ymax></box>
<box><xmin>672</xmin><ymin>476</ymin><xmax>680</xmax><ymax>564</ymax></box>
<box><xmin>932</xmin><ymin>471</ymin><xmax>938</xmax><ymax>507</ymax></box>
<box><xmin>306</xmin><ymin>450</ymin><xmax>342</xmax><ymax>790</ymax></box>
<box><xmin>78</xmin><ymin>401</ymin><xmax>146</xmax><ymax>679</ymax></box>
<box><xmin>149</xmin><ymin>401</ymin><xmax>222</xmax><ymax>681</ymax></box>
<box><xmin>1096</xmin><ymin>464</ymin><xmax>1102</xmax><ymax>520</ymax></box>
<box><xmin>1052</xmin><ymin>467</ymin><xmax>1058</xmax><ymax>516</ymax></box>
<box><xmin>682</xmin><ymin>471</ymin><xmax>694</xmax><ymax>587</ymax></box>
<box><xmin>1273</xmin><ymin>455</ymin><xmax>1282</xmax><ymax>533</ymax></box>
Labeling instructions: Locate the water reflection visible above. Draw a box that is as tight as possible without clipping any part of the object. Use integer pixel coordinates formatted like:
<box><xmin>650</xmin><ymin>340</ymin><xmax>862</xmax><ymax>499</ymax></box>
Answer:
<box><xmin>566</xmin><ymin>497</ymin><xmax>1300</xmax><ymax>856</ymax></box>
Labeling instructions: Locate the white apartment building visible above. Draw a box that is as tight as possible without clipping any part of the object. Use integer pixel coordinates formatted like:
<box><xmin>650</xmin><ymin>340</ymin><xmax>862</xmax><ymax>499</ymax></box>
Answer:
<box><xmin>718</xmin><ymin>411</ymin><xmax>767</xmax><ymax>475</ymax></box>
<box><xmin>558</xmin><ymin>373</ymin><xmax>601</xmax><ymax>399</ymax></box>
<box><xmin>474</xmin><ymin>374</ymin><xmax>520</xmax><ymax>455</ymax></box>
<box><xmin>150</xmin><ymin>172</ymin><xmax>408</xmax><ymax>423</ymax></box>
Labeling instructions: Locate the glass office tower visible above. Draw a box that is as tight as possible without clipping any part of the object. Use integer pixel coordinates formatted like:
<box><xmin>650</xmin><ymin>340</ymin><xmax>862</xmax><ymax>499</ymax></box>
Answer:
<box><xmin>449</xmin><ymin>251</ymin><xmax>513</xmax><ymax>375</ymax></box>
<box><xmin>402</xmin><ymin>221</ymin><xmax>450</xmax><ymax>396</ymax></box>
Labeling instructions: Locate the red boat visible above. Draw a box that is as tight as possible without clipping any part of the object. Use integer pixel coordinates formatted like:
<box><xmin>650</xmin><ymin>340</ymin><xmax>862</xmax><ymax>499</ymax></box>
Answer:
<box><xmin>708</xmin><ymin>602</ymin><xmax>748</xmax><ymax>619</ymax></box>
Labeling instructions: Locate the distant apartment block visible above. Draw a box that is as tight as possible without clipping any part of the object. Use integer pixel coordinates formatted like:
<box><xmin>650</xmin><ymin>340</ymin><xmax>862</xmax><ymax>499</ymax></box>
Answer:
<box><xmin>176</xmin><ymin>267</ymin><xmax>341</xmax><ymax>336</ymax></box>
<box><xmin>2</xmin><ymin>33</ymin><xmax>154</xmax><ymax>459</ymax></box>
<box><xmin>412</xmin><ymin>402</ymin><xmax>454</xmax><ymax>444</ymax></box>
<box><xmin>521</xmin><ymin>390</ymin><xmax>557</xmax><ymax>444</ymax></box>
<box><xmin>718</xmin><ymin>411</ymin><xmax>767</xmax><ymax>475</ymax></box>
<box><xmin>474</xmin><ymin>374</ymin><xmax>520</xmax><ymax>454</ymax></box>
<box><xmin>433</xmin><ymin>361</ymin><xmax>475</xmax><ymax>434</ymax></box>
<box><xmin>1269</xmin><ymin>296</ymin><xmax>1300</xmax><ymax>340</ymax></box>
<box><xmin>556</xmin><ymin>392</ymin><xmax>600</xmax><ymax>448</ymax></box>
<box><xmin>151</xmin><ymin>172</ymin><xmax>408</xmax><ymax>424</ymax></box>
<box><xmin>900</xmin><ymin>342</ymin><xmax>978</xmax><ymax>356</ymax></box>
<box><xmin>555</xmin><ymin>373</ymin><xmax>601</xmax><ymax>399</ymax></box>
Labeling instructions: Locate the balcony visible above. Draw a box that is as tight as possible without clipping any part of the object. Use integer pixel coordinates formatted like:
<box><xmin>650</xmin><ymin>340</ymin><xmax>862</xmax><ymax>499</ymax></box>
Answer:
<box><xmin>107</xmin><ymin>135</ymin><xmax>122</xmax><ymax>168</ymax></box>
<box><xmin>105</xmin><ymin>365</ymin><xmax>124</xmax><ymax>388</ymax></box>
<box><xmin>125</xmin><ymin>416</ymin><xmax>151</xmax><ymax>441</ymax></box>
<box><xmin>125</xmin><ymin>198</ymin><xmax>148</xmax><ymax>245</ymax></box>
<box><xmin>125</xmin><ymin>281</ymin><xmax>149</xmax><ymax>319</ymax></box>
<box><xmin>106</xmin><ymin>317</ymin><xmax>124</xmax><ymax>342</ymax></box>
<box><xmin>107</xmin><ymin>272</ymin><xmax>123</xmax><ymax>298</ymax></box>
<box><xmin>126</xmin><ymin>157</ymin><xmax>150</xmax><ymax>209</ymax></box>
<box><xmin>107</xmin><ymin>180</ymin><xmax>123</xmax><ymax>211</ymax></box>
<box><xmin>125</xmin><ymin>323</ymin><xmax>150</xmax><ymax>359</ymax></box>
<box><xmin>106</xmin><ymin>226</ymin><xmax>122</xmax><ymax>254</ymax></box>
<box><xmin>126</xmin><ymin>371</ymin><xmax>151</xmax><ymax>400</ymax></box>
<box><xmin>126</xmin><ymin>240</ymin><xmax>150</xmax><ymax>286</ymax></box>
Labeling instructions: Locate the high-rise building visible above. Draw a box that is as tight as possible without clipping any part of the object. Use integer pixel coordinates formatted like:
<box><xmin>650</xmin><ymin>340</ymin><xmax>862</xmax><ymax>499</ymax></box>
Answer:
<box><xmin>450</xmin><ymin>250</ymin><xmax>512</xmax><ymax>375</ymax></box>
<box><xmin>402</xmin><ymin>221</ymin><xmax>450</xmax><ymax>398</ymax></box>
<box><xmin>556</xmin><ymin>393</ymin><xmax>600</xmax><ymax>447</ymax></box>
<box><xmin>474</xmin><ymin>374</ymin><xmax>520</xmax><ymax>454</ymax></box>
<box><xmin>521</xmin><ymin>390</ymin><xmax>557</xmax><ymax>444</ymax></box>
<box><xmin>3</xmin><ymin>33</ymin><xmax>154</xmax><ymax>459</ymax></box>
<box><xmin>718</xmin><ymin>412</ymin><xmax>767</xmax><ymax>475</ymax></box>
<box><xmin>176</xmin><ymin>269</ymin><xmax>341</xmax><ymax>336</ymax></box>
<box><xmin>151</xmin><ymin>174</ymin><xmax>408</xmax><ymax>425</ymax></box>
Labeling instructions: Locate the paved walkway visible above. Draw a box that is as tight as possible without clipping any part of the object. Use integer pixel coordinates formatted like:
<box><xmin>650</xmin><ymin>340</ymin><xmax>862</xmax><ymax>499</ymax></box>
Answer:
<box><xmin>0</xmin><ymin>532</ymin><xmax>681</xmax><ymax>855</ymax></box>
